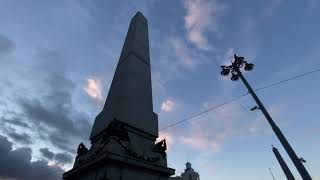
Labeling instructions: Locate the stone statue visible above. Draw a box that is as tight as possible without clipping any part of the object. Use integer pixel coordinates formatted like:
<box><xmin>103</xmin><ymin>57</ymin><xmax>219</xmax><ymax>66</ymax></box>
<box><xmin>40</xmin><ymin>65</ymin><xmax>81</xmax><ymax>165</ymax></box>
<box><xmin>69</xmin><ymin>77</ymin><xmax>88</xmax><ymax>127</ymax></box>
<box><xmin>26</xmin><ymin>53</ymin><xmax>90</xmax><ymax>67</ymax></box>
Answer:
<box><xmin>153</xmin><ymin>139</ymin><xmax>167</xmax><ymax>155</ymax></box>
<box><xmin>76</xmin><ymin>142</ymin><xmax>88</xmax><ymax>158</ymax></box>
<box><xmin>104</xmin><ymin>119</ymin><xmax>130</xmax><ymax>142</ymax></box>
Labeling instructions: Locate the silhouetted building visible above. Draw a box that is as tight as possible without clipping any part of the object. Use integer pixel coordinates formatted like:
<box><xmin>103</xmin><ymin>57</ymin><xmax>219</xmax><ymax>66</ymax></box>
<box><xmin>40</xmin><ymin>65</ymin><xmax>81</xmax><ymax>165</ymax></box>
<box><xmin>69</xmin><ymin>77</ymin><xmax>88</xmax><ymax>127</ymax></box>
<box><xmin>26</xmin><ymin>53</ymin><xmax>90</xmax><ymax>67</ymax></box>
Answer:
<box><xmin>63</xmin><ymin>11</ymin><xmax>174</xmax><ymax>180</ymax></box>
<box><xmin>170</xmin><ymin>162</ymin><xmax>200</xmax><ymax>180</ymax></box>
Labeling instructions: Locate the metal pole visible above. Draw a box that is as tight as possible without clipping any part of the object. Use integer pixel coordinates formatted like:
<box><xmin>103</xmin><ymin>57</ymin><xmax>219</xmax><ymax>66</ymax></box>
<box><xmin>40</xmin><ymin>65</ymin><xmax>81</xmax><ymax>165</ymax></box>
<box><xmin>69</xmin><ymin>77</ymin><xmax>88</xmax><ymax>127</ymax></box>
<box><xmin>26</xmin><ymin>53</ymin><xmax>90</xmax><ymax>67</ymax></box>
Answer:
<box><xmin>236</xmin><ymin>70</ymin><xmax>312</xmax><ymax>180</ymax></box>
<box><xmin>269</xmin><ymin>168</ymin><xmax>276</xmax><ymax>180</ymax></box>
<box><xmin>273</xmin><ymin>146</ymin><xmax>295</xmax><ymax>180</ymax></box>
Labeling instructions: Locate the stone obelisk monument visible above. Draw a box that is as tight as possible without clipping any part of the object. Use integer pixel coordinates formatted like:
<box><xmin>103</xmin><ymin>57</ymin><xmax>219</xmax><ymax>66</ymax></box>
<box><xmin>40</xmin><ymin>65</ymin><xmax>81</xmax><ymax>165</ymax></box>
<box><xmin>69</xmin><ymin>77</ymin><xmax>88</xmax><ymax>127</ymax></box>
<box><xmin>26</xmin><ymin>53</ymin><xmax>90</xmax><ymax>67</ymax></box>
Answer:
<box><xmin>273</xmin><ymin>146</ymin><xmax>295</xmax><ymax>180</ymax></box>
<box><xmin>63</xmin><ymin>12</ymin><xmax>175</xmax><ymax>180</ymax></box>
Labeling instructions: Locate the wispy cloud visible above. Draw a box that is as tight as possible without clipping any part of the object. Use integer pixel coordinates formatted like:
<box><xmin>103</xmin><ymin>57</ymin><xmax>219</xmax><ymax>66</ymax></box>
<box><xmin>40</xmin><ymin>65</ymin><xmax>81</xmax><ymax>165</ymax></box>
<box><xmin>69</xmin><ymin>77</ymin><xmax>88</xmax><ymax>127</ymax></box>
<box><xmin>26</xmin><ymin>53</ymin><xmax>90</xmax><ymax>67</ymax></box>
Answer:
<box><xmin>308</xmin><ymin>0</ymin><xmax>318</xmax><ymax>9</ymax></box>
<box><xmin>167</xmin><ymin>36</ymin><xmax>209</xmax><ymax>70</ymax></box>
<box><xmin>0</xmin><ymin>34</ymin><xmax>15</xmax><ymax>56</ymax></box>
<box><xmin>180</xmin><ymin>128</ymin><xmax>225</xmax><ymax>152</ymax></box>
<box><xmin>183</xmin><ymin>0</ymin><xmax>226</xmax><ymax>50</ymax></box>
<box><xmin>247</xmin><ymin>103</ymin><xmax>283</xmax><ymax>135</ymax></box>
<box><xmin>178</xmin><ymin>100</ymin><xmax>246</xmax><ymax>153</ymax></box>
<box><xmin>222</xmin><ymin>48</ymin><xmax>235</xmax><ymax>65</ymax></box>
<box><xmin>171</xmin><ymin>37</ymin><xmax>197</xmax><ymax>67</ymax></box>
<box><xmin>151</xmin><ymin>36</ymin><xmax>209</xmax><ymax>96</ymax></box>
<box><xmin>260</xmin><ymin>0</ymin><xmax>285</xmax><ymax>17</ymax></box>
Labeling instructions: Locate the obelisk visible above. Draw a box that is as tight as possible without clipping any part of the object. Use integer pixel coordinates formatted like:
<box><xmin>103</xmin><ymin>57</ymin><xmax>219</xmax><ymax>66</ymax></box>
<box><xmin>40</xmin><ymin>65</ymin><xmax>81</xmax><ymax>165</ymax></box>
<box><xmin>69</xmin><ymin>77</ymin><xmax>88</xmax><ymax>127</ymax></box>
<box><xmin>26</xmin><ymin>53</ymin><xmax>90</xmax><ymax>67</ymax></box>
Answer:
<box><xmin>273</xmin><ymin>146</ymin><xmax>295</xmax><ymax>180</ymax></box>
<box><xmin>63</xmin><ymin>12</ymin><xmax>175</xmax><ymax>180</ymax></box>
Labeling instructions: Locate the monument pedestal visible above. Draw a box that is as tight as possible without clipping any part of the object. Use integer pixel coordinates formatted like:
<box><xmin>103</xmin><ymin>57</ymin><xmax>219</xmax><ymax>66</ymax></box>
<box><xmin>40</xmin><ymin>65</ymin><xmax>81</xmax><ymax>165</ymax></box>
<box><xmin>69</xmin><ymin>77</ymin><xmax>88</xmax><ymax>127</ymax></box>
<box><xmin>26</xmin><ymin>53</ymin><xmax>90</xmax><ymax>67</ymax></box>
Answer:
<box><xmin>64</xmin><ymin>121</ymin><xmax>174</xmax><ymax>180</ymax></box>
<box><xmin>63</xmin><ymin>149</ymin><xmax>174</xmax><ymax>180</ymax></box>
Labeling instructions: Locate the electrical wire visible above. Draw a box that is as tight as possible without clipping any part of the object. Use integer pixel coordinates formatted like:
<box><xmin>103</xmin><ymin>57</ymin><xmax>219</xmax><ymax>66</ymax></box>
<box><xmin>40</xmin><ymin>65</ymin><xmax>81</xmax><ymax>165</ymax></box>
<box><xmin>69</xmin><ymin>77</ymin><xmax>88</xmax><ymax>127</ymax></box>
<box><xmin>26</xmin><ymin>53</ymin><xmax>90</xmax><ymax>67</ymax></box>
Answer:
<box><xmin>255</xmin><ymin>67</ymin><xmax>320</xmax><ymax>92</ymax></box>
<box><xmin>160</xmin><ymin>92</ymin><xmax>249</xmax><ymax>131</ymax></box>
<box><xmin>159</xmin><ymin>67</ymin><xmax>320</xmax><ymax>132</ymax></box>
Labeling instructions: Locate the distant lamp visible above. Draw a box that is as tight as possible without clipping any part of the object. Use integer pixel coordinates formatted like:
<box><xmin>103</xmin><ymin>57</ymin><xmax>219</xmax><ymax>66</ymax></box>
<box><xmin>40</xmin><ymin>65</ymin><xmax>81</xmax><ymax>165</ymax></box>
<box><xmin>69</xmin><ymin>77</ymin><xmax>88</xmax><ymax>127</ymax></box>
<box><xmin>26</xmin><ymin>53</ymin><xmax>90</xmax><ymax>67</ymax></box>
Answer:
<box><xmin>244</xmin><ymin>63</ymin><xmax>254</xmax><ymax>71</ymax></box>
<box><xmin>221</xmin><ymin>68</ymin><xmax>230</xmax><ymax>76</ymax></box>
<box><xmin>231</xmin><ymin>74</ymin><xmax>239</xmax><ymax>81</ymax></box>
<box><xmin>220</xmin><ymin>54</ymin><xmax>254</xmax><ymax>82</ymax></box>
<box><xmin>234</xmin><ymin>54</ymin><xmax>244</xmax><ymax>66</ymax></box>
<box><xmin>250</xmin><ymin>106</ymin><xmax>259</xmax><ymax>111</ymax></box>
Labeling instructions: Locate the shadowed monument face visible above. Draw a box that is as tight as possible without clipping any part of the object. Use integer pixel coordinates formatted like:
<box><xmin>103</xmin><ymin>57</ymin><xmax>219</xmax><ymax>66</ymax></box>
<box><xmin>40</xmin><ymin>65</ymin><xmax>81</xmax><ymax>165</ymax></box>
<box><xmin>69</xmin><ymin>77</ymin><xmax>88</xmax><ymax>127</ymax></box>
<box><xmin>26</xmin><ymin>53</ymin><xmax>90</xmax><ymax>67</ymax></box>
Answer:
<box><xmin>90</xmin><ymin>11</ymin><xmax>158</xmax><ymax>141</ymax></box>
<box><xmin>63</xmin><ymin>12</ymin><xmax>174</xmax><ymax>180</ymax></box>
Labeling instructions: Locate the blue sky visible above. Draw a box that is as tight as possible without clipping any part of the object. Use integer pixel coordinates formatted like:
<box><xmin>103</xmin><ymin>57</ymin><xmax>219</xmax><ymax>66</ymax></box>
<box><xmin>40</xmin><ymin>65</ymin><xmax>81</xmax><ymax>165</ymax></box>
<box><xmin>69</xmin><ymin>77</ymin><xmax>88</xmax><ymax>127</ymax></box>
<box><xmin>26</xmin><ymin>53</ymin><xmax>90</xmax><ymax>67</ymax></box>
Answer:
<box><xmin>0</xmin><ymin>0</ymin><xmax>319</xmax><ymax>180</ymax></box>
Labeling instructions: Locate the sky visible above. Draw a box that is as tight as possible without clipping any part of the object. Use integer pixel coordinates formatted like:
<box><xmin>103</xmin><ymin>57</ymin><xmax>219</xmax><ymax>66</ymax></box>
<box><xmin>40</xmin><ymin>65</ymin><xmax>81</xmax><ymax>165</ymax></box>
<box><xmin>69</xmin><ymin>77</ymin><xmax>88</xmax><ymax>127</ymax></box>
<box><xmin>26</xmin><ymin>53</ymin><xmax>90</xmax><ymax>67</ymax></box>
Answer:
<box><xmin>0</xmin><ymin>0</ymin><xmax>319</xmax><ymax>180</ymax></box>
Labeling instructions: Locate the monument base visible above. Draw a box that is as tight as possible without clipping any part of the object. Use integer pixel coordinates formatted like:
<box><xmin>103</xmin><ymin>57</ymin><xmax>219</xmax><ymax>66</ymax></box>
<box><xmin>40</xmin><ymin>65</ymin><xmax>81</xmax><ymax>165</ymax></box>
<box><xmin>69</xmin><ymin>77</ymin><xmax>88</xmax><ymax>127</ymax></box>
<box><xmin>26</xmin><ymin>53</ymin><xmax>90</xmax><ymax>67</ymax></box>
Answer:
<box><xmin>63</xmin><ymin>121</ymin><xmax>174</xmax><ymax>180</ymax></box>
<box><xmin>63</xmin><ymin>149</ymin><xmax>174</xmax><ymax>180</ymax></box>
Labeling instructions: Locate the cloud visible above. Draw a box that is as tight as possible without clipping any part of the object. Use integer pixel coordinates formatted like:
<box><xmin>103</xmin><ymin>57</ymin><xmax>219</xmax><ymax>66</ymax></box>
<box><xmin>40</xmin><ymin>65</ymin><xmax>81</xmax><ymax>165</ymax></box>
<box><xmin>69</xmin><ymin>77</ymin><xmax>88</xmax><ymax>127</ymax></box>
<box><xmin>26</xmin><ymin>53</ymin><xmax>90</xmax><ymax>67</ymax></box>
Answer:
<box><xmin>168</xmin><ymin>37</ymin><xmax>208</xmax><ymax>70</ymax></box>
<box><xmin>0</xmin><ymin>135</ymin><xmax>64</xmax><ymax>180</ymax></box>
<box><xmin>7</xmin><ymin>132</ymin><xmax>32</xmax><ymax>145</ymax></box>
<box><xmin>84</xmin><ymin>77</ymin><xmax>103</xmax><ymax>103</ymax></box>
<box><xmin>2</xmin><ymin>117</ymin><xmax>30</xmax><ymax>129</ymax></box>
<box><xmin>260</xmin><ymin>0</ymin><xmax>285</xmax><ymax>17</ymax></box>
<box><xmin>54</xmin><ymin>153</ymin><xmax>73</xmax><ymax>165</ymax></box>
<box><xmin>150</xmin><ymin>36</ymin><xmax>210</xmax><ymax>96</ymax></box>
<box><xmin>40</xmin><ymin>148</ymin><xmax>73</xmax><ymax>165</ymax></box>
<box><xmin>17</xmin><ymin>82</ymin><xmax>90</xmax><ymax>142</ymax></box>
<box><xmin>161</xmin><ymin>100</ymin><xmax>175</xmax><ymax>112</ymax></box>
<box><xmin>180</xmin><ymin>125</ymin><xmax>227</xmax><ymax>152</ymax></box>
<box><xmin>0</xmin><ymin>34</ymin><xmax>15</xmax><ymax>55</ymax></box>
<box><xmin>183</xmin><ymin>0</ymin><xmax>226</xmax><ymax>50</ymax></box>
<box><xmin>151</xmin><ymin>72</ymin><xmax>167</xmax><ymax>96</ymax></box>
<box><xmin>6</xmin><ymin>50</ymin><xmax>92</xmax><ymax>155</ymax></box>
<box><xmin>247</xmin><ymin>103</ymin><xmax>283</xmax><ymax>135</ymax></box>
<box><xmin>242</xmin><ymin>18</ymin><xmax>256</xmax><ymax>33</ymax></box>
<box><xmin>40</xmin><ymin>148</ymin><xmax>55</xmax><ymax>160</ymax></box>
<box><xmin>170</xmin><ymin>37</ymin><xmax>201</xmax><ymax>69</ymax></box>
<box><xmin>177</xmin><ymin>100</ymin><xmax>247</xmax><ymax>153</ymax></box>
<box><xmin>191</xmin><ymin>99</ymin><xmax>286</xmax><ymax>153</ymax></box>
<box><xmin>308</xmin><ymin>0</ymin><xmax>317</xmax><ymax>9</ymax></box>
<box><xmin>222</xmin><ymin>48</ymin><xmax>235</xmax><ymax>65</ymax></box>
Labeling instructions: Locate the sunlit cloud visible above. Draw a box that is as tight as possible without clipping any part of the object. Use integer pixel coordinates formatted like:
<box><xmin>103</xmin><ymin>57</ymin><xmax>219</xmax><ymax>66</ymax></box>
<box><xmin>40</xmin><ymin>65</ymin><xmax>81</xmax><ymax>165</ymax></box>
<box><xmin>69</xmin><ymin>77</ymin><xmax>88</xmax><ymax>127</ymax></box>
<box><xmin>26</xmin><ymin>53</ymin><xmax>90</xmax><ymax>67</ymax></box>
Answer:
<box><xmin>180</xmin><ymin>127</ymin><xmax>227</xmax><ymax>153</ymax></box>
<box><xmin>178</xmin><ymin>100</ymin><xmax>247</xmax><ymax>153</ymax></box>
<box><xmin>84</xmin><ymin>77</ymin><xmax>103</xmax><ymax>103</ymax></box>
<box><xmin>161</xmin><ymin>100</ymin><xmax>175</xmax><ymax>112</ymax></box>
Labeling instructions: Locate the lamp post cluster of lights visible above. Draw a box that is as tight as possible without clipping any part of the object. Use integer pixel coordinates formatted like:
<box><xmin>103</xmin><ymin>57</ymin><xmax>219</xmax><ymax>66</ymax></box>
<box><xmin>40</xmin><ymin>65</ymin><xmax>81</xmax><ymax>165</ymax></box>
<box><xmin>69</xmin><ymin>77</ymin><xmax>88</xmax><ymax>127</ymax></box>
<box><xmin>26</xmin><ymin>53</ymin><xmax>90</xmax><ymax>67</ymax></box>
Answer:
<box><xmin>220</xmin><ymin>54</ymin><xmax>254</xmax><ymax>80</ymax></box>
<box><xmin>220</xmin><ymin>54</ymin><xmax>312</xmax><ymax>180</ymax></box>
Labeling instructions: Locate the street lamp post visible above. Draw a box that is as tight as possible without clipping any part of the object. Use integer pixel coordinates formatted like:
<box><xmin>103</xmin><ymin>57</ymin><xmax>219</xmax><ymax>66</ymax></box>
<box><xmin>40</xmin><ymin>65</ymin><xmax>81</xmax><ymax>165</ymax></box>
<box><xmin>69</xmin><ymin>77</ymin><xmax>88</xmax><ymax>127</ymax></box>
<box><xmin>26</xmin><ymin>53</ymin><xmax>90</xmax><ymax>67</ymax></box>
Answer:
<box><xmin>220</xmin><ymin>54</ymin><xmax>312</xmax><ymax>180</ymax></box>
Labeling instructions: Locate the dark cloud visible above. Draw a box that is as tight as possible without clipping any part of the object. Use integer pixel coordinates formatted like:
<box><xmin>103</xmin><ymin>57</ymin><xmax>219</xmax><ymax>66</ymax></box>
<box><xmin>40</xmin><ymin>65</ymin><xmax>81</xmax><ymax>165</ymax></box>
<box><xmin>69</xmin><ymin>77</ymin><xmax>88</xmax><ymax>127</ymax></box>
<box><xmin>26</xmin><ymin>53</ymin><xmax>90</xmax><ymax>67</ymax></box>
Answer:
<box><xmin>40</xmin><ymin>147</ymin><xmax>73</xmax><ymax>165</ymax></box>
<box><xmin>54</xmin><ymin>153</ymin><xmax>73</xmax><ymax>164</ymax></box>
<box><xmin>7</xmin><ymin>132</ymin><xmax>32</xmax><ymax>145</ymax></box>
<box><xmin>40</xmin><ymin>148</ymin><xmax>54</xmax><ymax>160</ymax></box>
<box><xmin>11</xmin><ymin>50</ymin><xmax>92</xmax><ymax>153</ymax></box>
<box><xmin>0</xmin><ymin>135</ymin><xmax>64</xmax><ymax>180</ymax></box>
<box><xmin>2</xmin><ymin>117</ymin><xmax>30</xmax><ymax>129</ymax></box>
<box><xmin>48</xmin><ymin>132</ymin><xmax>76</xmax><ymax>153</ymax></box>
<box><xmin>0</xmin><ymin>49</ymin><xmax>91</xmax><ymax>178</ymax></box>
<box><xmin>0</xmin><ymin>34</ymin><xmax>15</xmax><ymax>55</ymax></box>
